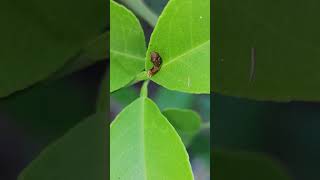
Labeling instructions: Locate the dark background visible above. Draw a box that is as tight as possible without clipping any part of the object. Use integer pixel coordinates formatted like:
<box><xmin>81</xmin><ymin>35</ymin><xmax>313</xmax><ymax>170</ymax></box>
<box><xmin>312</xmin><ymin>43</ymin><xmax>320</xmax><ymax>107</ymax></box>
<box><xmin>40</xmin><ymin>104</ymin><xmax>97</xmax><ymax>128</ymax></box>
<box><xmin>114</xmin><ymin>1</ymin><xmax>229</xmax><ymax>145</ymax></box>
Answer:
<box><xmin>0</xmin><ymin>61</ymin><xmax>106</xmax><ymax>180</ymax></box>
<box><xmin>213</xmin><ymin>93</ymin><xmax>320</xmax><ymax>180</ymax></box>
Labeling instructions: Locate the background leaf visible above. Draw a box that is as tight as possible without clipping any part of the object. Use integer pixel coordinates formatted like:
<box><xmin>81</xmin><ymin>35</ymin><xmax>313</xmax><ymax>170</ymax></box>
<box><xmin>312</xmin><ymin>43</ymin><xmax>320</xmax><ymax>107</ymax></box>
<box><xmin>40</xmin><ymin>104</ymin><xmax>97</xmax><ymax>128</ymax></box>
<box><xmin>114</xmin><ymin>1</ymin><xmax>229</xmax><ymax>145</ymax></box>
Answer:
<box><xmin>110</xmin><ymin>1</ymin><xmax>146</xmax><ymax>92</ymax></box>
<box><xmin>213</xmin><ymin>0</ymin><xmax>320</xmax><ymax>101</ymax></box>
<box><xmin>0</xmin><ymin>63</ymin><xmax>105</xmax><ymax>142</ymax></box>
<box><xmin>213</xmin><ymin>150</ymin><xmax>292</xmax><ymax>180</ymax></box>
<box><xmin>18</xmin><ymin>113</ymin><xmax>107</xmax><ymax>180</ymax></box>
<box><xmin>146</xmin><ymin>0</ymin><xmax>210</xmax><ymax>94</ymax></box>
<box><xmin>162</xmin><ymin>108</ymin><xmax>201</xmax><ymax>146</ymax></box>
<box><xmin>0</xmin><ymin>0</ymin><xmax>106</xmax><ymax>97</ymax></box>
<box><xmin>50</xmin><ymin>32</ymin><xmax>108</xmax><ymax>81</ymax></box>
<box><xmin>83</xmin><ymin>31</ymin><xmax>109</xmax><ymax>60</ymax></box>
<box><xmin>111</xmin><ymin>97</ymin><xmax>193</xmax><ymax>179</ymax></box>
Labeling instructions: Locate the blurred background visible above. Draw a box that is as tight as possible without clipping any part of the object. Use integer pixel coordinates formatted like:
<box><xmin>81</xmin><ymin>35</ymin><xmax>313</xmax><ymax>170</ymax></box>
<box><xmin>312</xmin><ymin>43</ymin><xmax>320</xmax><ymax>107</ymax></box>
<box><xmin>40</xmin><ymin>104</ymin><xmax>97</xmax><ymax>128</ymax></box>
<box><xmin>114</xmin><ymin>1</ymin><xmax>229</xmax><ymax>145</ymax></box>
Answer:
<box><xmin>0</xmin><ymin>61</ymin><xmax>106</xmax><ymax>180</ymax></box>
<box><xmin>213</xmin><ymin>93</ymin><xmax>320</xmax><ymax>180</ymax></box>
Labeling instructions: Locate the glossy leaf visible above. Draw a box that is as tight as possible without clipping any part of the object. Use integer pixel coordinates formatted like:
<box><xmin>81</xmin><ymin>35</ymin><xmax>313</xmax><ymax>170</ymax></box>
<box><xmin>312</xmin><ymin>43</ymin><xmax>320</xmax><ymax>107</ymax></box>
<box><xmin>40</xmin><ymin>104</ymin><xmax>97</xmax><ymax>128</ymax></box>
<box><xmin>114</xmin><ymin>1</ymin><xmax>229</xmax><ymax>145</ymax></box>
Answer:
<box><xmin>213</xmin><ymin>0</ymin><xmax>320</xmax><ymax>101</ymax></box>
<box><xmin>84</xmin><ymin>31</ymin><xmax>109</xmax><ymax>60</ymax></box>
<box><xmin>146</xmin><ymin>0</ymin><xmax>210</xmax><ymax>94</ymax></box>
<box><xmin>111</xmin><ymin>97</ymin><xmax>193</xmax><ymax>180</ymax></box>
<box><xmin>110</xmin><ymin>1</ymin><xmax>146</xmax><ymax>92</ymax></box>
<box><xmin>162</xmin><ymin>108</ymin><xmax>201</xmax><ymax>146</ymax></box>
<box><xmin>0</xmin><ymin>0</ymin><xmax>106</xmax><ymax>97</ymax></box>
<box><xmin>213</xmin><ymin>150</ymin><xmax>292</xmax><ymax>180</ymax></box>
<box><xmin>19</xmin><ymin>113</ymin><xmax>107</xmax><ymax>180</ymax></box>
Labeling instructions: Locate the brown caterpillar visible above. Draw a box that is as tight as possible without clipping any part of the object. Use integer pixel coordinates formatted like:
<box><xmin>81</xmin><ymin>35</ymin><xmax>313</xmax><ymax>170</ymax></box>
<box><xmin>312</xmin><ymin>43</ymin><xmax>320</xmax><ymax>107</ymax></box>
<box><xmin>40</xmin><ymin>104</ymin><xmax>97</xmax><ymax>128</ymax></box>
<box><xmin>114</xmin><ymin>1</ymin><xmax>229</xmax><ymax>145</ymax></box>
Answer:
<box><xmin>147</xmin><ymin>52</ymin><xmax>162</xmax><ymax>77</ymax></box>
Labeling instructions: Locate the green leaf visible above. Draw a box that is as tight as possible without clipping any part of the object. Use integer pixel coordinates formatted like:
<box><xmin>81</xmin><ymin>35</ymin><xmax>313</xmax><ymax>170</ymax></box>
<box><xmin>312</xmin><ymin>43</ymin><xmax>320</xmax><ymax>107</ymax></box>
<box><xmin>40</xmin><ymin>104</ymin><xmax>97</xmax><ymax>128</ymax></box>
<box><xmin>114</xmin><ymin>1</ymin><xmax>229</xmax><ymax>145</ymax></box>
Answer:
<box><xmin>48</xmin><ymin>32</ymin><xmax>108</xmax><ymax>80</ymax></box>
<box><xmin>162</xmin><ymin>108</ymin><xmax>201</xmax><ymax>146</ymax></box>
<box><xmin>110</xmin><ymin>1</ymin><xmax>146</xmax><ymax>92</ymax></box>
<box><xmin>111</xmin><ymin>97</ymin><xmax>194</xmax><ymax>180</ymax></box>
<box><xmin>213</xmin><ymin>0</ymin><xmax>320</xmax><ymax>101</ymax></box>
<box><xmin>140</xmin><ymin>80</ymin><xmax>150</xmax><ymax>97</ymax></box>
<box><xmin>18</xmin><ymin>113</ymin><xmax>107</xmax><ymax>180</ymax></box>
<box><xmin>213</xmin><ymin>150</ymin><xmax>292</xmax><ymax>180</ymax></box>
<box><xmin>146</xmin><ymin>0</ymin><xmax>210</xmax><ymax>94</ymax></box>
<box><xmin>0</xmin><ymin>0</ymin><xmax>106</xmax><ymax>98</ymax></box>
<box><xmin>83</xmin><ymin>31</ymin><xmax>109</xmax><ymax>60</ymax></box>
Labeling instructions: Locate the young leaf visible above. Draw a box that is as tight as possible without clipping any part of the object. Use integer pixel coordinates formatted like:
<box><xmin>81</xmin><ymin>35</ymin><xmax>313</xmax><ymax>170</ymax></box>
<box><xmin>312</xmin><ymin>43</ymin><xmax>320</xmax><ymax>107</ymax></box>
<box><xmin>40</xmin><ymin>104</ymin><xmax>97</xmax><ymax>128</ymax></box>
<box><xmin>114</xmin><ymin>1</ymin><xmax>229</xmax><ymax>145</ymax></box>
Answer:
<box><xmin>213</xmin><ymin>150</ymin><xmax>292</xmax><ymax>180</ymax></box>
<box><xmin>146</xmin><ymin>0</ymin><xmax>210</xmax><ymax>94</ymax></box>
<box><xmin>214</xmin><ymin>0</ymin><xmax>320</xmax><ymax>101</ymax></box>
<box><xmin>111</xmin><ymin>97</ymin><xmax>194</xmax><ymax>179</ymax></box>
<box><xmin>0</xmin><ymin>0</ymin><xmax>106</xmax><ymax>98</ymax></box>
<box><xmin>162</xmin><ymin>108</ymin><xmax>201</xmax><ymax>146</ymax></box>
<box><xmin>110</xmin><ymin>1</ymin><xmax>146</xmax><ymax>92</ymax></box>
<box><xmin>18</xmin><ymin>113</ymin><xmax>107</xmax><ymax>180</ymax></box>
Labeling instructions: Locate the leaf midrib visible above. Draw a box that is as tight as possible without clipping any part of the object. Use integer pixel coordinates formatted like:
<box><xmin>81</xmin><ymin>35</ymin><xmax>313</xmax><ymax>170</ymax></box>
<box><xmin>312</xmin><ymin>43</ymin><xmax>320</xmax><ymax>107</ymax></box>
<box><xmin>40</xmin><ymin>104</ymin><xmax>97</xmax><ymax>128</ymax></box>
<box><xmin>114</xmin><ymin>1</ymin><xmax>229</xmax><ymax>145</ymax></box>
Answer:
<box><xmin>141</xmin><ymin>98</ymin><xmax>148</xmax><ymax>180</ymax></box>
<box><xmin>161</xmin><ymin>40</ymin><xmax>209</xmax><ymax>69</ymax></box>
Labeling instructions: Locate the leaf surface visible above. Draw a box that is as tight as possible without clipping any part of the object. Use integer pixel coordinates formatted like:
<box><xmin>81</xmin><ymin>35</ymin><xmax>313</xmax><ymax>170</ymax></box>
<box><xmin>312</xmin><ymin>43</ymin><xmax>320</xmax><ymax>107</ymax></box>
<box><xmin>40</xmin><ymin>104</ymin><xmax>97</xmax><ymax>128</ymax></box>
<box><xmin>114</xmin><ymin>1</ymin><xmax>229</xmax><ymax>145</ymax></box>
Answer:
<box><xmin>19</xmin><ymin>113</ymin><xmax>107</xmax><ymax>180</ymax></box>
<box><xmin>213</xmin><ymin>150</ymin><xmax>292</xmax><ymax>180</ymax></box>
<box><xmin>162</xmin><ymin>108</ymin><xmax>201</xmax><ymax>146</ymax></box>
<box><xmin>146</xmin><ymin>0</ymin><xmax>210</xmax><ymax>94</ymax></box>
<box><xmin>0</xmin><ymin>0</ymin><xmax>106</xmax><ymax>97</ymax></box>
<box><xmin>213</xmin><ymin>0</ymin><xmax>320</xmax><ymax>101</ymax></box>
<box><xmin>111</xmin><ymin>97</ymin><xmax>193</xmax><ymax>180</ymax></box>
<box><xmin>110</xmin><ymin>1</ymin><xmax>146</xmax><ymax>92</ymax></box>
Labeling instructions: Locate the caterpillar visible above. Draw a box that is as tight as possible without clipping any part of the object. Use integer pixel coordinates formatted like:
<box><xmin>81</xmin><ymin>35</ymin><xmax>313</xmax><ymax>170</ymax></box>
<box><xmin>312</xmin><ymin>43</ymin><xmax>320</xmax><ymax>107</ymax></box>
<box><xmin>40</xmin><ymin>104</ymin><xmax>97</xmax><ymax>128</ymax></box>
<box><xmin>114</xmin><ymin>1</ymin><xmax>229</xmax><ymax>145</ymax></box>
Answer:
<box><xmin>147</xmin><ymin>51</ymin><xmax>162</xmax><ymax>77</ymax></box>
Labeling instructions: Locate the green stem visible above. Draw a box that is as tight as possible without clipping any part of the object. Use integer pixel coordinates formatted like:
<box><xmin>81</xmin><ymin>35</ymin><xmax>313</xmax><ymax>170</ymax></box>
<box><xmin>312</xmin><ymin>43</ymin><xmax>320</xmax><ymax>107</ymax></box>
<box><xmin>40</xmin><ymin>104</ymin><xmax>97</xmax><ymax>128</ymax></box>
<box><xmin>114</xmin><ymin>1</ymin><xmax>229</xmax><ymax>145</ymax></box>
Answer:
<box><xmin>125</xmin><ymin>71</ymin><xmax>149</xmax><ymax>88</ymax></box>
<box><xmin>140</xmin><ymin>80</ymin><xmax>149</xmax><ymax>97</ymax></box>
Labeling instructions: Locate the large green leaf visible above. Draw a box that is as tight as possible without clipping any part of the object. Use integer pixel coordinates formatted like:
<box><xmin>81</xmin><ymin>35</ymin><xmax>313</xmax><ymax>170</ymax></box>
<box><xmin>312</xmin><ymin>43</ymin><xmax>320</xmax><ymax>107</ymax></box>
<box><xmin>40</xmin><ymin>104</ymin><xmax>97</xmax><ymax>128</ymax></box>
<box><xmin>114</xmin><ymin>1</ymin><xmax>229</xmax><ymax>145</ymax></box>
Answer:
<box><xmin>111</xmin><ymin>97</ymin><xmax>193</xmax><ymax>180</ymax></box>
<box><xmin>19</xmin><ymin>113</ymin><xmax>107</xmax><ymax>180</ymax></box>
<box><xmin>0</xmin><ymin>0</ymin><xmax>106</xmax><ymax>98</ymax></box>
<box><xmin>52</xmin><ymin>31</ymin><xmax>109</xmax><ymax>80</ymax></box>
<box><xmin>213</xmin><ymin>0</ymin><xmax>320</xmax><ymax>101</ymax></box>
<box><xmin>110</xmin><ymin>1</ymin><xmax>146</xmax><ymax>92</ymax></box>
<box><xmin>213</xmin><ymin>150</ymin><xmax>292</xmax><ymax>180</ymax></box>
<box><xmin>162</xmin><ymin>108</ymin><xmax>201</xmax><ymax>146</ymax></box>
<box><xmin>146</xmin><ymin>0</ymin><xmax>210</xmax><ymax>94</ymax></box>
<box><xmin>83</xmin><ymin>31</ymin><xmax>109</xmax><ymax>60</ymax></box>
